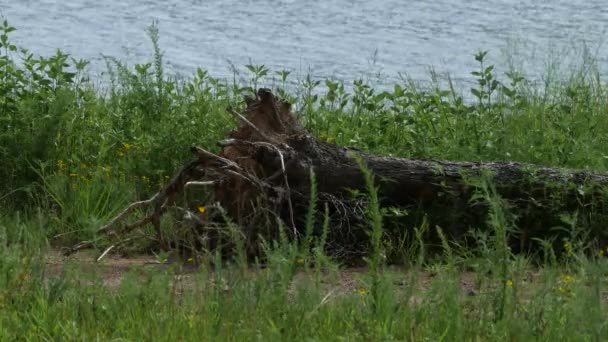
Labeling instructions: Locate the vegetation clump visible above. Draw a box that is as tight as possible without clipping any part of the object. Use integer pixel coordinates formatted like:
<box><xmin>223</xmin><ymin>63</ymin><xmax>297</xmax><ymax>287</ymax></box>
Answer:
<box><xmin>2</xmin><ymin>19</ymin><xmax>608</xmax><ymax>339</ymax></box>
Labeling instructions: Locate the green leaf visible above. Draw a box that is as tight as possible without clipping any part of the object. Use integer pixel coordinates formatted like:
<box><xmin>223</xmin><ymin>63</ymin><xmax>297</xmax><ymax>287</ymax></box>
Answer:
<box><xmin>474</xmin><ymin>50</ymin><xmax>488</xmax><ymax>62</ymax></box>
<box><xmin>471</xmin><ymin>88</ymin><xmax>482</xmax><ymax>99</ymax></box>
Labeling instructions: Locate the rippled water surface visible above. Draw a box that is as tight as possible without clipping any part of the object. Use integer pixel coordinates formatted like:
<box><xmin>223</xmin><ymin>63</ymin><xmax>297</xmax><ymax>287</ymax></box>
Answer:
<box><xmin>2</xmin><ymin>1</ymin><xmax>608</xmax><ymax>85</ymax></box>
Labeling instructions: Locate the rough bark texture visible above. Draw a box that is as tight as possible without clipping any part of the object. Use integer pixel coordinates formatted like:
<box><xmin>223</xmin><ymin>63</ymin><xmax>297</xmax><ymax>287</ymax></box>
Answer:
<box><xmin>79</xmin><ymin>88</ymin><xmax>608</xmax><ymax>260</ymax></box>
<box><xmin>214</xmin><ymin>89</ymin><xmax>608</xmax><ymax>257</ymax></box>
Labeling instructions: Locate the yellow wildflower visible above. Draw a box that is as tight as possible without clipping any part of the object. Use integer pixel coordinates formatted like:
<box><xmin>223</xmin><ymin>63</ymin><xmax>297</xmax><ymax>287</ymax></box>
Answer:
<box><xmin>599</xmin><ymin>249</ymin><xmax>604</xmax><ymax>256</ymax></box>
<box><xmin>197</xmin><ymin>206</ymin><xmax>206</xmax><ymax>214</ymax></box>
<box><xmin>141</xmin><ymin>176</ymin><xmax>150</xmax><ymax>183</ymax></box>
<box><xmin>57</xmin><ymin>160</ymin><xmax>66</xmax><ymax>170</ymax></box>
<box><xmin>296</xmin><ymin>257</ymin><xmax>305</xmax><ymax>265</ymax></box>
<box><xmin>357</xmin><ymin>287</ymin><xmax>367</xmax><ymax>296</ymax></box>
<box><xmin>116</xmin><ymin>150</ymin><xmax>124</xmax><ymax>157</ymax></box>
<box><xmin>560</xmin><ymin>273</ymin><xmax>575</xmax><ymax>284</ymax></box>
<box><xmin>563</xmin><ymin>241</ymin><xmax>573</xmax><ymax>256</ymax></box>
<box><xmin>506</xmin><ymin>280</ymin><xmax>513</xmax><ymax>287</ymax></box>
<box><xmin>187</xmin><ymin>257</ymin><xmax>194</xmax><ymax>263</ymax></box>
<box><xmin>69</xmin><ymin>173</ymin><xmax>77</xmax><ymax>177</ymax></box>
<box><xmin>123</xmin><ymin>143</ymin><xmax>132</xmax><ymax>151</ymax></box>
<box><xmin>558</xmin><ymin>286</ymin><xmax>566</xmax><ymax>293</ymax></box>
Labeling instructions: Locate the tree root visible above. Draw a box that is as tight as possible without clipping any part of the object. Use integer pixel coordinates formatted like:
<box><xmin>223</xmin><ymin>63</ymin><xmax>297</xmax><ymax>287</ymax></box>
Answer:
<box><xmin>64</xmin><ymin>88</ymin><xmax>608</xmax><ymax>262</ymax></box>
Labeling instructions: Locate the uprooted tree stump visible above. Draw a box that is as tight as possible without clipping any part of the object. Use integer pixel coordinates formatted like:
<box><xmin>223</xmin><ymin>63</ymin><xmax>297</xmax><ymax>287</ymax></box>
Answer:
<box><xmin>68</xmin><ymin>88</ymin><xmax>608</xmax><ymax>262</ymax></box>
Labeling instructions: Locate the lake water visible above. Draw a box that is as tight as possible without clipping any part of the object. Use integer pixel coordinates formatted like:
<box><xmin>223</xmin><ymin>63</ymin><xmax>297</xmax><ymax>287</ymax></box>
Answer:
<box><xmin>1</xmin><ymin>0</ymin><xmax>608</xmax><ymax>87</ymax></box>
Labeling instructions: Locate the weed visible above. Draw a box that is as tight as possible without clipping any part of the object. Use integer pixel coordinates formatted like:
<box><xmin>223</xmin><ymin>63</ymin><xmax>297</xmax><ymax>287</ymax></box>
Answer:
<box><xmin>0</xmin><ymin>19</ymin><xmax>608</xmax><ymax>340</ymax></box>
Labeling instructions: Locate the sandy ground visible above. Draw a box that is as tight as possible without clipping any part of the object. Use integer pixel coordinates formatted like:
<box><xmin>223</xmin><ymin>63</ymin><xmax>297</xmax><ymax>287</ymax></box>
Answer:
<box><xmin>45</xmin><ymin>249</ymin><xmax>182</xmax><ymax>289</ymax></box>
<box><xmin>44</xmin><ymin>248</ymin><xmax>484</xmax><ymax>297</ymax></box>
<box><xmin>38</xmin><ymin>248</ymin><xmax>608</xmax><ymax>311</ymax></box>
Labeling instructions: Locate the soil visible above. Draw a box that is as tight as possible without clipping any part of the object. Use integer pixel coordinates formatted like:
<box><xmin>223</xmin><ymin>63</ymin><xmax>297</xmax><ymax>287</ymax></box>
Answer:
<box><xmin>47</xmin><ymin>248</ymin><xmax>608</xmax><ymax>308</ymax></box>
<box><xmin>45</xmin><ymin>248</ymin><xmax>482</xmax><ymax>297</ymax></box>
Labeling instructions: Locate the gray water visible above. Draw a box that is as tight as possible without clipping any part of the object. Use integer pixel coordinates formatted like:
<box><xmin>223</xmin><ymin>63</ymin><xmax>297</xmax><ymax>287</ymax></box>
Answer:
<box><xmin>1</xmin><ymin>0</ymin><xmax>608</xmax><ymax>87</ymax></box>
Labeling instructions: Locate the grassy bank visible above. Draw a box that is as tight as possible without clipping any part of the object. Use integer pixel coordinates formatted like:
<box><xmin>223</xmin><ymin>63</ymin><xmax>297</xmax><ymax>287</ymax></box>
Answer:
<box><xmin>2</xmin><ymin>242</ymin><xmax>607</xmax><ymax>340</ymax></box>
<box><xmin>2</xmin><ymin>19</ymin><xmax>608</xmax><ymax>339</ymax></box>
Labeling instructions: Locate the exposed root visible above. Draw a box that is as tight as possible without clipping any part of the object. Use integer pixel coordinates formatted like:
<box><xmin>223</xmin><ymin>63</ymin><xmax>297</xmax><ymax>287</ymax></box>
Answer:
<box><xmin>226</xmin><ymin>107</ymin><xmax>279</xmax><ymax>144</ymax></box>
<box><xmin>62</xmin><ymin>88</ymin><xmax>608</xmax><ymax>263</ymax></box>
<box><xmin>65</xmin><ymin>159</ymin><xmax>205</xmax><ymax>256</ymax></box>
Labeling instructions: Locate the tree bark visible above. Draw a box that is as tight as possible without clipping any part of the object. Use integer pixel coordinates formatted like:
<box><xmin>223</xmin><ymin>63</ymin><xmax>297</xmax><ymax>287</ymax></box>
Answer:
<box><xmin>83</xmin><ymin>88</ymin><xmax>608</xmax><ymax>260</ymax></box>
<box><xmin>214</xmin><ymin>89</ymin><xmax>608</xmax><ymax>257</ymax></box>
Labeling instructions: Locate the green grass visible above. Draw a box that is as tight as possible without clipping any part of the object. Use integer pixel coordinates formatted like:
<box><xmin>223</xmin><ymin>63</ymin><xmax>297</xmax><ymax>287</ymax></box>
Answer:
<box><xmin>2</xmin><ymin>19</ymin><xmax>608</xmax><ymax>340</ymax></box>
<box><xmin>2</xmin><ymin>213</ymin><xmax>607</xmax><ymax>340</ymax></box>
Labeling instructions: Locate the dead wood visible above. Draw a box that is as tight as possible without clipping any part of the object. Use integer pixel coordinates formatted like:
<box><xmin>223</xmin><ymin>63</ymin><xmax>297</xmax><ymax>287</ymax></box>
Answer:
<box><xmin>68</xmin><ymin>88</ymin><xmax>608</xmax><ymax>260</ymax></box>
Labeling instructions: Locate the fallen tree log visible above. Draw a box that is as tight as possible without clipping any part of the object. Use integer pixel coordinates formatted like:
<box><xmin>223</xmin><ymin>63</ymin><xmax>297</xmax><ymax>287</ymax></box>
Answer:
<box><xmin>69</xmin><ymin>88</ymin><xmax>608</xmax><ymax>261</ymax></box>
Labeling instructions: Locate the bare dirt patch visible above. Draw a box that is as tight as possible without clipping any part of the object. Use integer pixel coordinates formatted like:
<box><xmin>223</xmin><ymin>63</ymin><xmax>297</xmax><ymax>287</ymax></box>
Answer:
<box><xmin>45</xmin><ymin>249</ymin><xmax>174</xmax><ymax>289</ymax></box>
<box><xmin>45</xmin><ymin>248</ymin><xmax>482</xmax><ymax>298</ymax></box>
